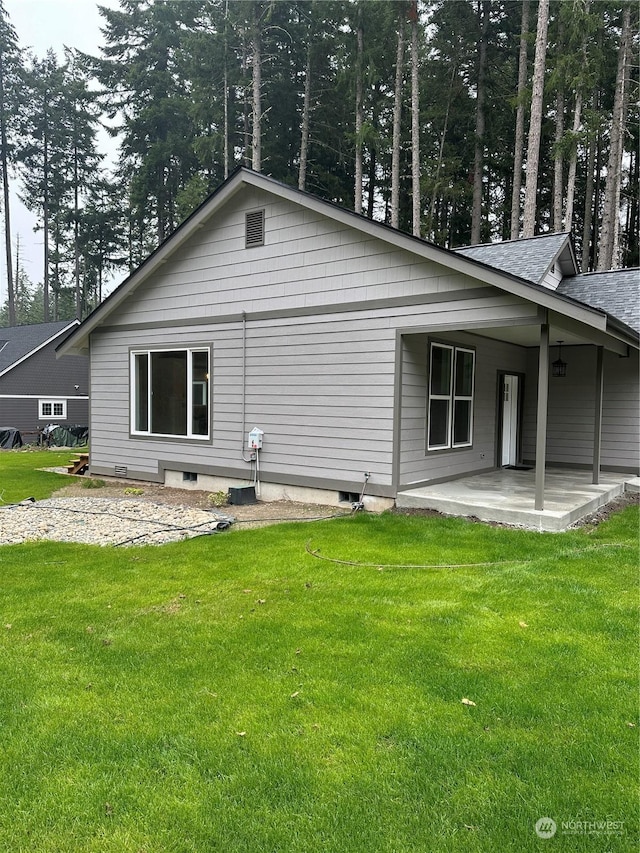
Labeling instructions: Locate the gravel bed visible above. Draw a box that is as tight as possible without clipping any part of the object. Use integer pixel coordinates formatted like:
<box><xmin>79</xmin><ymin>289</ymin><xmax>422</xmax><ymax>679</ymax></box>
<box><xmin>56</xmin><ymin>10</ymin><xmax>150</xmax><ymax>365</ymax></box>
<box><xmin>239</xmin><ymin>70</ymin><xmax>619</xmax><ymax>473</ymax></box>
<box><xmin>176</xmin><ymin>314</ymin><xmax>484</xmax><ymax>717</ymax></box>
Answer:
<box><xmin>0</xmin><ymin>497</ymin><xmax>234</xmax><ymax>547</ymax></box>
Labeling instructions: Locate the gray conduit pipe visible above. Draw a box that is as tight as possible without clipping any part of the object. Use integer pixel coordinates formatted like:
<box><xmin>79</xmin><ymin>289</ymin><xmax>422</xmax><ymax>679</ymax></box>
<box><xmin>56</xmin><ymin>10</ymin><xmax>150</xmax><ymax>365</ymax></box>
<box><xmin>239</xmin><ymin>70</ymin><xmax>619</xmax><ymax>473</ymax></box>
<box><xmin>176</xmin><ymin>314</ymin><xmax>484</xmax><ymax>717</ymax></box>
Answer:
<box><xmin>241</xmin><ymin>311</ymin><xmax>253</xmax><ymax>464</ymax></box>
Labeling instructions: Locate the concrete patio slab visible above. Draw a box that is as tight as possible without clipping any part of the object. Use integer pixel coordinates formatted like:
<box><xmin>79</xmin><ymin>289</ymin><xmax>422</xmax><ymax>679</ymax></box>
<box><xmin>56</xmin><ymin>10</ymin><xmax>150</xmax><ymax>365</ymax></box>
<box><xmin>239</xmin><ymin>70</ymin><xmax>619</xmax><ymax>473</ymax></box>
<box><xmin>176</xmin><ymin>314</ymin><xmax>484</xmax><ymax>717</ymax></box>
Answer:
<box><xmin>396</xmin><ymin>468</ymin><xmax>637</xmax><ymax>532</ymax></box>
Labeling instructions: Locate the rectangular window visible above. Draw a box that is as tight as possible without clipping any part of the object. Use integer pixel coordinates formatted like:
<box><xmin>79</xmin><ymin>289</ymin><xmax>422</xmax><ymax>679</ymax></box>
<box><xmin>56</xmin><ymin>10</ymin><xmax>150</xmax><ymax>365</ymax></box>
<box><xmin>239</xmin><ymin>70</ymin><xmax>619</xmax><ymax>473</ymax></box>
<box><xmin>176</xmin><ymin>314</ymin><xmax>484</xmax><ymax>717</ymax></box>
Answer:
<box><xmin>39</xmin><ymin>399</ymin><xmax>67</xmax><ymax>420</ymax></box>
<box><xmin>427</xmin><ymin>343</ymin><xmax>475</xmax><ymax>450</ymax></box>
<box><xmin>131</xmin><ymin>348</ymin><xmax>210</xmax><ymax>439</ymax></box>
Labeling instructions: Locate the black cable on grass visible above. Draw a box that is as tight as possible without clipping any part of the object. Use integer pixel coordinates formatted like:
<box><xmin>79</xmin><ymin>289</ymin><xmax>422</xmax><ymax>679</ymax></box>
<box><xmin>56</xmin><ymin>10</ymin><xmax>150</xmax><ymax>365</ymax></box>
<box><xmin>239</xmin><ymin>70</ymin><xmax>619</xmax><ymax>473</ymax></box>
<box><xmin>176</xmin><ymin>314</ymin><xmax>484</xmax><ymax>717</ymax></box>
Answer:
<box><xmin>113</xmin><ymin>519</ymin><xmax>231</xmax><ymax>548</ymax></box>
<box><xmin>305</xmin><ymin>541</ymin><xmax>514</xmax><ymax>570</ymax></box>
<box><xmin>305</xmin><ymin>541</ymin><xmax>634</xmax><ymax>571</ymax></box>
<box><xmin>231</xmin><ymin>511</ymin><xmax>352</xmax><ymax>524</ymax></box>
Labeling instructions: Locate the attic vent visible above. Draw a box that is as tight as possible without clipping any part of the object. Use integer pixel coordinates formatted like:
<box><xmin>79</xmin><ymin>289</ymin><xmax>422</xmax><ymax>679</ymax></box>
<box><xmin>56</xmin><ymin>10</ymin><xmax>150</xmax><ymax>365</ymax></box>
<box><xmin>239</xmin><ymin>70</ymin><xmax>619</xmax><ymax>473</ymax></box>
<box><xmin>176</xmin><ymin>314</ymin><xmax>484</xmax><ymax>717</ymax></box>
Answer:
<box><xmin>245</xmin><ymin>210</ymin><xmax>265</xmax><ymax>247</ymax></box>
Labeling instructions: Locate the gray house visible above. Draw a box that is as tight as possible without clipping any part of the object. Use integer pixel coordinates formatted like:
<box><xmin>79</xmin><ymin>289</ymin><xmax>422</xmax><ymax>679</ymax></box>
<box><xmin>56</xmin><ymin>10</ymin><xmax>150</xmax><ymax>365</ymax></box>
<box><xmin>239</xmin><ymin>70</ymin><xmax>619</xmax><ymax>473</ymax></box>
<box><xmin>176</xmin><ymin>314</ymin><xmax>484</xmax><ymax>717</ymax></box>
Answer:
<box><xmin>1</xmin><ymin>320</ymin><xmax>89</xmax><ymax>443</ymax></box>
<box><xmin>58</xmin><ymin>169</ymin><xmax>639</xmax><ymax>528</ymax></box>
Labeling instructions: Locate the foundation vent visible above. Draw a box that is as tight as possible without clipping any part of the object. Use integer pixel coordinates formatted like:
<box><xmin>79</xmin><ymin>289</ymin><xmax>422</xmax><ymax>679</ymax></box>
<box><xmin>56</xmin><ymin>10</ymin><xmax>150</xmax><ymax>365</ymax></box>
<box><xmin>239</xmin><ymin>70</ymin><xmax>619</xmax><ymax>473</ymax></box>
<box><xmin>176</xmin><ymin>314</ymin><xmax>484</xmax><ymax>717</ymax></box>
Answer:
<box><xmin>114</xmin><ymin>465</ymin><xmax>128</xmax><ymax>478</ymax></box>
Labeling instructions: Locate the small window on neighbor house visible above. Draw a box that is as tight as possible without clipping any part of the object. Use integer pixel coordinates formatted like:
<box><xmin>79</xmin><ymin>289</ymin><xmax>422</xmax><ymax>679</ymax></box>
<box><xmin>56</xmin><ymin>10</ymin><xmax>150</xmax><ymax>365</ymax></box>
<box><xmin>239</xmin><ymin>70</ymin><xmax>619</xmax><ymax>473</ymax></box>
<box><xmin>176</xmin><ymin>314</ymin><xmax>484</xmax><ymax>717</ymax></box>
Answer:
<box><xmin>39</xmin><ymin>399</ymin><xmax>67</xmax><ymax>420</ymax></box>
<box><xmin>245</xmin><ymin>210</ymin><xmax>265</xmax><ymax>247</ymax></box>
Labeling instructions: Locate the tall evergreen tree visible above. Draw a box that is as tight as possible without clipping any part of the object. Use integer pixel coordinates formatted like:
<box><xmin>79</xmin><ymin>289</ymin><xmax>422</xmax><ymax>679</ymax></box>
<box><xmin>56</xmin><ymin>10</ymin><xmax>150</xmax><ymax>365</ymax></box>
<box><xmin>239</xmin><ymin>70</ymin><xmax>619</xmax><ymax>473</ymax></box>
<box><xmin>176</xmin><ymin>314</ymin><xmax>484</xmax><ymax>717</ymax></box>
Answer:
<box><xmin>0</xmin><ymin>0</ymin><xmax>21</xmax><ymax>326</ymax></box>
<box><xmin>19</xmin><ymin>50</ymin><xmax>67</xmax><ymax>321</ymax></box>
<box><xmin>96</xmin><ymin>0</ymin><xmax>201</xmax><ymax>244</ymax></box>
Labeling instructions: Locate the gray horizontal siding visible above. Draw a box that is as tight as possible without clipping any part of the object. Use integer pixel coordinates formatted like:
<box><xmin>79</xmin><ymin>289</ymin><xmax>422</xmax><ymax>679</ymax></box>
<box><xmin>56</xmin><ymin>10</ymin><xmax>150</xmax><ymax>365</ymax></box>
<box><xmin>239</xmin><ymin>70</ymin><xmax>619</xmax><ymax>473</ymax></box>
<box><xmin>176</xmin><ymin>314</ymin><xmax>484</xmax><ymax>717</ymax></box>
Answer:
<box><xmin>0</xmin><ymin>345</ymin><xmax>88</xmax><ymax>397</ymax></box>
<box><xmin>89</xmin><ymin>284</ymin><xmax>540</xmax><ymax>492</ymax></box>
<box><xmin>399</xmin><ymin>331</ymin><xmax>528</xmax><ymax>487</ymax></box>
<box><xmin>108</xmin><ymin>187</ymin><xmax>516</xmax><ymax>328</ymax></box>
<box><xmin>89</xmin><ymin>315</ymin><xmax>396</xmax><ymax>489</ymax></box>
<box><xmin>0</xmin><ymin>397</ymin><xmax>88</xmax><ymax>437</ymax></box>
<box><xmin>0</xmin><ymin>399</ymin><xmax>41</xmax><ymax>436</ymax></box>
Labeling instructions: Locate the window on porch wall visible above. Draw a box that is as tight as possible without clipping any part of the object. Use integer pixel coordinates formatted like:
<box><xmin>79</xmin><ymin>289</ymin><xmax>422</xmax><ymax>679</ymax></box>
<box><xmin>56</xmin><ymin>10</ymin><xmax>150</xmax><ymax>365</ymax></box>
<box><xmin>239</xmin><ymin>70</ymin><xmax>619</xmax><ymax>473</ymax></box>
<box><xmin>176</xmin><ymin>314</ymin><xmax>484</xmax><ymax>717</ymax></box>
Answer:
<box><xmin>427</xmin><ymin>343</ymin><xmax>475</xmax><ymax>450</ymax></box>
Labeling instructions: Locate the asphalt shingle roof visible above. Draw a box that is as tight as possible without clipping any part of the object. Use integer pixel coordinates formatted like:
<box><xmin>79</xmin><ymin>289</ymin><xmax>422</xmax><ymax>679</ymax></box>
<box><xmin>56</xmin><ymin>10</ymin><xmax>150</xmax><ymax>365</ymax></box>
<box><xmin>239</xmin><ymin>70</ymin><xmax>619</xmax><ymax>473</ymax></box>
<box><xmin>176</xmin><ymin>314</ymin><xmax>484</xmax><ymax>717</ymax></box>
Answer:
<box><xmin>558</xmin><ymin>269</ymin><xmax>640</xmax><ymax>335</ymax></box>
<box><xmin>455</xmin><ymin>233</ymin><xmax>569</xmax><ymax>285</ymax></box>
<box><xmin>0</xmin><ymin>321</ymin><xmax>77</xmax><ymax>375</ymax></box>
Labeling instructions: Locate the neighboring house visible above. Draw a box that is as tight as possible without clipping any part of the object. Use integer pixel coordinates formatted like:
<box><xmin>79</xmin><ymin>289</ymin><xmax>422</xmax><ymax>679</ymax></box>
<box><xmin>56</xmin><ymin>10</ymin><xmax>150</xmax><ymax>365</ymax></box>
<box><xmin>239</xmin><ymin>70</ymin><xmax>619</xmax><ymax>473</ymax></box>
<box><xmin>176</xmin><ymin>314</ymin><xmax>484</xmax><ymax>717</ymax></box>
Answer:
<box><xmin>57</xmin><ymin>168</ymin><xmax>639</xmax><ymax>511</ymax></box>
<box><xmin>0</xmin><ymin>320</ymin><xmax>89</xmax><ymax>442</ymax></box>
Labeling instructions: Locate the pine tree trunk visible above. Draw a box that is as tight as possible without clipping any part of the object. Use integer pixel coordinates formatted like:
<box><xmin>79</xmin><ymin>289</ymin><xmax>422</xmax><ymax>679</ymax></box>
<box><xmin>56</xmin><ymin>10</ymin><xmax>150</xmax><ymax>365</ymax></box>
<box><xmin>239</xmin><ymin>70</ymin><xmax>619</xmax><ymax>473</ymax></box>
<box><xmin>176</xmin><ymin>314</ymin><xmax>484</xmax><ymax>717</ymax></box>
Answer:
<box><xmin>223</xmin><ymin>0</ymin><xmax>230</xmax><ymax>179</ymax></box>
<box><xmin>43</xmin><ymin>92</ymin><xmax>50</xmax><ymax>323</ymax></box>
<box><xmin>597</xmin><ymin>5</ymin><xmax>631</xmax><ymax>271</ymax></box>
<box><xmin>471</xmin><ymin>1</ymin><xmax>488</xmax><ymax>245</ymax></box>
<box><xmin>74</xmin><ymin>139</ymin><xmax>81</xmax><ymax>318</ymax></box>
<box><xmin>510</xmin><ymin>0</ymin><xmax>530</xmax><ymax>239</ymax></box>
<box><xmin>427</xmin><ymin>63</ymin><xmax>455</xmax><ymax>240</ymax></box>
<box><xmin>591</xmin><ymin>120</ymin><xmax>603</xmax><ymax>269</ymax></box>
<box><xmin>522</xmin><ymin>0</ymin><xmax>549</xmax><ymax>238</ymax></box>
<box><xmin>581</xmin><ymin>136</ymin><xmax>595</xmax><ymax>271</ymax></box>
<box><xmin>242</xmin><ymin>29</ymin><xmax>250</xmax><ymax>167</ymax></box>
<box><xmin>0</xmin><ymin>51</ymin><xmax>14</xmax><ymax>326</ymax></box>
<box><xmin>410</xmin><ymin>0</ymin><xmax>420</xmax><ymax>237</ymax></box>
<box><xmin>298</xmin><ymin>41</ymin><xmax>311</xmax><ymax>191</ymax></box>
<box><xmin>251</xmin><ymin>2</ymin><xmax>261</xmax><ymax>172</ymax></box>
<box><xmin>553</xmin><ymin>89</ymin><xmax>564</xmax><ymax>231</ymax></box>
<box><xmin>564</xmin><ymin>91</ymin><xmax>582</xmax><ymax>233</ymax></box>
<box><xmin>367</xmin><ymin>139</ymin><xmax>376</xmax><ymax>219</ymax></box>
<box><xmin>391</xmin><ymin>14</ymin><xmax>405</xmax><ymax>229</ymax></box>
<box><xmin>627</xmin><ymin>145</ymin><xmax>639</xmax><ymax>266</ymax></box>
<box><xmin>354</xmin><ymin>6</ymin><xmax>363</xmax><ymax>215</ymax></box>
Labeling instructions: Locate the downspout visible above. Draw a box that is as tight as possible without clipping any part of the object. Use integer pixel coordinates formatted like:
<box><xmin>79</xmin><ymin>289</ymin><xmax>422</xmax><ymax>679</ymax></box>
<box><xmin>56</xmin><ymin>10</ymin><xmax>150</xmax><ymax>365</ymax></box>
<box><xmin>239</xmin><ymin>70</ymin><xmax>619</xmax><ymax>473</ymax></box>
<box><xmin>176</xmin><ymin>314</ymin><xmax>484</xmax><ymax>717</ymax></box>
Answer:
<box><xmin>535</xmin><ymin>318</ymin><xmax>549</xmax><ymax>511</ymax></box>
<box><xmin>592</xmin><ymin>345</ymin><xmax>604</xmax><ymax>484</ymax></box>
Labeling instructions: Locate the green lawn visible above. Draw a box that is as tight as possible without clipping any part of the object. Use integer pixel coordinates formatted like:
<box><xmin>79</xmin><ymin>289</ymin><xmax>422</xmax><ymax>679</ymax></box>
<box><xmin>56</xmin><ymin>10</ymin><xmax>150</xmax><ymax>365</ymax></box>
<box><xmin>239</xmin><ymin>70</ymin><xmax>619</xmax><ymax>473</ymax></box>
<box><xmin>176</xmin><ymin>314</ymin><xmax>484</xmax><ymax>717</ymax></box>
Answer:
<box><xmin>0</xmin><ymin>451</ymin><xmax>638</xmax><ymax>852</ymax></box>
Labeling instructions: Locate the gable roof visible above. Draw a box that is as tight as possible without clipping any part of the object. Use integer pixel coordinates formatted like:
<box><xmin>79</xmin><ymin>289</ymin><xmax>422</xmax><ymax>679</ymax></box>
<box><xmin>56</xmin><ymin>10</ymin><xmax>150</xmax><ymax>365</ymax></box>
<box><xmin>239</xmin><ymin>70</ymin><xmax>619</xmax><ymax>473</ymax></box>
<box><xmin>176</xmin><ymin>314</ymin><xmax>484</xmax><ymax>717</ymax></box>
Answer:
<box><xmin>0</xmin><ymin>320</ymin><xmax>80</xmax><ymax>379</ymax></box>
<box><xmin>558</xmin><ymin>269</ymin><xmax>640</xmax><ymax>335</ymax></box>
<box><xmin>57</xmin><ymin>168</ymin><xmax>638</xmax><ymax>357</ymax></box>
<box><xmin>454</xmin><ymin>232</ymin><xmax>577</xmax><ymax>285</ymax></box>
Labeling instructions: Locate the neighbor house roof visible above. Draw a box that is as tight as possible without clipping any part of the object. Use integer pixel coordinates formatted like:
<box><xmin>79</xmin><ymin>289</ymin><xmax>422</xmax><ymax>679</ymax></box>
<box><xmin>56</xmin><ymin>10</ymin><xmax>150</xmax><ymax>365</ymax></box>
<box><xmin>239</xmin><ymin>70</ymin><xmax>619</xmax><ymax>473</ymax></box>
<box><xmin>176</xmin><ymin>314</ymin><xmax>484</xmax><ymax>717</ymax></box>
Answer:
<box><xmin>558</xmin><ymin>269</ymin><xmax>640</xmax><ymax>335</ymax></box>
<box><xmin>56</xmin><ymin>168</ymin><xmax>638</xmax><ymax>358</ymax></box>
<box><xmin>454</xmin><ymin>232</ymin><xmax>577</xmax><ymax>285</ymax></box>
<box><xmin>0</xmin><ymin>320</ymin><xmax>80</xmax><ymax>378</ymax></box>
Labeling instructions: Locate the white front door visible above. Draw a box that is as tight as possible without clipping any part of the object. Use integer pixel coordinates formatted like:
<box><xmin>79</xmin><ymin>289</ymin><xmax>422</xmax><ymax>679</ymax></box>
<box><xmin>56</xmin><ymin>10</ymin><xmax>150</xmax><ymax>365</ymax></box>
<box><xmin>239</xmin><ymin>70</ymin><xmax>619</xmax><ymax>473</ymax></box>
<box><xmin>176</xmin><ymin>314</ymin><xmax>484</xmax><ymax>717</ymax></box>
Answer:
<box><xmin>501</xmin><ymin>375</ymin><xmax>519</xmax><ymax>467</ymax></box>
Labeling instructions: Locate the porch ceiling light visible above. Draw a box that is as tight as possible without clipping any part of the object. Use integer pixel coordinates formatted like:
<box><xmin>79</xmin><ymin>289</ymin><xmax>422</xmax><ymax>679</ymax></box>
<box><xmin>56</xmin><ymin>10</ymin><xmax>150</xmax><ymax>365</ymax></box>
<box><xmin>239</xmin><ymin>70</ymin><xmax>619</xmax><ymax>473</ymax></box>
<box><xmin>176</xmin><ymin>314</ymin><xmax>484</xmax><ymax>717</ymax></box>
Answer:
<box><xmin>552</xmin><ymin>340</ymin><xmax>567</xmax><ymax>378</ymax></box>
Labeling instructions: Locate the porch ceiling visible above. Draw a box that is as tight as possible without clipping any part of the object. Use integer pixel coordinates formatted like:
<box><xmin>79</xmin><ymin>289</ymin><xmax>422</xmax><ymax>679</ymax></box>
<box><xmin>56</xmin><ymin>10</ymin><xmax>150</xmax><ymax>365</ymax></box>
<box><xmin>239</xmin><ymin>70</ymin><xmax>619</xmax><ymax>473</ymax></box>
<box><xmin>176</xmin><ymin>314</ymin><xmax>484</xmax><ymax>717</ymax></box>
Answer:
<box><xmin>472</xmin><ymin>321</ymin><xmax>621</xmax><ymax>351</ymax></box>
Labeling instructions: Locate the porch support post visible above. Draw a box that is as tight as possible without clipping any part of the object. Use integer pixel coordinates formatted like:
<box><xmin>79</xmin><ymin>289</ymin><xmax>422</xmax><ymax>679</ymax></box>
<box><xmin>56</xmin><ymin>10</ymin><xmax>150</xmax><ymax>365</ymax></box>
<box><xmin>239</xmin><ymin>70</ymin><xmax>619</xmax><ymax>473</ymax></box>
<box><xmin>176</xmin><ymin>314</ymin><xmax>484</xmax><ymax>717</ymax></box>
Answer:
<box><xmin>592</xmin><ymin>345</ymin><xmax>604</xmax><ymax>485</ymax></box>
<box><xmin>535</xmin><ymin>319</ymin><xmax>549</xmax><ymax>511</ymax></box>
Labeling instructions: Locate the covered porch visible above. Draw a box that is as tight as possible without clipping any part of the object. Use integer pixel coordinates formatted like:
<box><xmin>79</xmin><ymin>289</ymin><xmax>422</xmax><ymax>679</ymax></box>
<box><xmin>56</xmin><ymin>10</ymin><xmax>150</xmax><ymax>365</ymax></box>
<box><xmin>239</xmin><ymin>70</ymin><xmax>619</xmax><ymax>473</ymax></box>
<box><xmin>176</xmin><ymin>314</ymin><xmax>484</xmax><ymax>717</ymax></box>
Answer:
<box><xmin>397</xmin><ymin>467</ymin><xmax>638</xmax><ymax>532</ymax></box>
<box><xmin>395</xmin><ymin>288</ymin><xmax>638</xmax><ymax>528</ymax></box>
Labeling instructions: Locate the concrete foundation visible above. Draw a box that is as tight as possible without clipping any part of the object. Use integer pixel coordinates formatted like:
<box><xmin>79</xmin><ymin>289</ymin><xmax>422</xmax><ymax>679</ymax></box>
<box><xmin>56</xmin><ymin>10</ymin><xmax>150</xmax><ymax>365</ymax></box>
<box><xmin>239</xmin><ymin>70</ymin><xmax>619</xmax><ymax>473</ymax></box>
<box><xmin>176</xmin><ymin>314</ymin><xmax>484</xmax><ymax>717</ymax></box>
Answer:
<box><xmin>163</xmin><ymin>471</ymin><xmax>395</xmax><ymax>513</ymax></box>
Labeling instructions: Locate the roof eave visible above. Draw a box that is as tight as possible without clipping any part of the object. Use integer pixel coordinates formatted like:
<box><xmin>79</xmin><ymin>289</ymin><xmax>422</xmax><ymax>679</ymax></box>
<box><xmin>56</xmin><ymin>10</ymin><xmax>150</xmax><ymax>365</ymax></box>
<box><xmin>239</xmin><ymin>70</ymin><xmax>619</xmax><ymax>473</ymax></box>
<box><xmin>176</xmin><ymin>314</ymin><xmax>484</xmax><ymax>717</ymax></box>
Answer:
<box><xmin>2</xmin><ymin>319</ymin><xmax>80</xmax><ymax>376</ymax></box>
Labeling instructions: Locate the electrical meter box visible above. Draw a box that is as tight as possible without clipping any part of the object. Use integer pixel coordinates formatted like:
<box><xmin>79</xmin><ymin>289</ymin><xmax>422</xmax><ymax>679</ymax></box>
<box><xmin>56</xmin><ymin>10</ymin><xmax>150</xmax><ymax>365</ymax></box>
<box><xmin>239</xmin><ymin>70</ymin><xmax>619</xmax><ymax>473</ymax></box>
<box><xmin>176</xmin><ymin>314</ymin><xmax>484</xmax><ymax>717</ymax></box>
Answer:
<box><xmin>248</xmin><ymin>427</ymin><xmax>264</xmax><ymax>450</ymax></box>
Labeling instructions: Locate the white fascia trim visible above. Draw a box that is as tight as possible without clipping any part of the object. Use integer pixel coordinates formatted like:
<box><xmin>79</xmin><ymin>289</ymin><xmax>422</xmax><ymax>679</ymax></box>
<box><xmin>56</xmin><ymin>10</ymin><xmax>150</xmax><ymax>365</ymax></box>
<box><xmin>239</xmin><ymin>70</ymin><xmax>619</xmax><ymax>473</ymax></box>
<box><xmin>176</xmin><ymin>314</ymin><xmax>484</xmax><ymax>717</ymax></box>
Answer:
<box><xmin>0</xmin><ymin>394</ymin><xmax>88</xmax><ymax>400</ymax></box>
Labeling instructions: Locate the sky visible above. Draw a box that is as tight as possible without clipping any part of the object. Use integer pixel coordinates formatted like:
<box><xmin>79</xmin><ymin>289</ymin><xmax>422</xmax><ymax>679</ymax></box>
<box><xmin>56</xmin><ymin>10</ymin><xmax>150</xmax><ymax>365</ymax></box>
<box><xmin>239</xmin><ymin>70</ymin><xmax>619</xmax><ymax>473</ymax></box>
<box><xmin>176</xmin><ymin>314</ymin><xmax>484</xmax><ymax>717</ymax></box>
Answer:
<box><xmin>1</xmin><ymin>0</ymin><xmax>120</xmax><ymax>303</ymax></box>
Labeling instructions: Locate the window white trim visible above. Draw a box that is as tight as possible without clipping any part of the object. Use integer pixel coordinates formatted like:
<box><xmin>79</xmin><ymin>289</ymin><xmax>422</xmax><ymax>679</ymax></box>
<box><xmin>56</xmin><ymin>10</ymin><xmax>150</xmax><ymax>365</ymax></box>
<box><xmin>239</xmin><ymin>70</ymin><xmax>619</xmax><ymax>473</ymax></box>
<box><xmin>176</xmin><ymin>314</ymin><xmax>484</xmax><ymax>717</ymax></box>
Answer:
<box><xmin>39</xmin><ymin>399</ymin><xmax>67</xmax><ymax>420</ymax></box>
<box><xmin>130</xmin><ymin>347</ymin><xmax>210</xmax><ymax>440</ymax></box>
<box><xmin>427</xmin><ymin>342</ymin><xmax>475</xmax><ymax>451</ymax></box>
